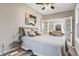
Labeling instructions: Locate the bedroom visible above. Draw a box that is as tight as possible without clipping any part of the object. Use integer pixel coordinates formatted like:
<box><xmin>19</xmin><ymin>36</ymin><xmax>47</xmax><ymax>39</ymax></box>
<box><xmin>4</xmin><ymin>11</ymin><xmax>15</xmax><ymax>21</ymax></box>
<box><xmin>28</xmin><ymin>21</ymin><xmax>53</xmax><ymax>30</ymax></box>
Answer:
<box><xmin>0</xmin><ymin>3</ymin><xmax>78</xmax><ymax>56</ymax></box>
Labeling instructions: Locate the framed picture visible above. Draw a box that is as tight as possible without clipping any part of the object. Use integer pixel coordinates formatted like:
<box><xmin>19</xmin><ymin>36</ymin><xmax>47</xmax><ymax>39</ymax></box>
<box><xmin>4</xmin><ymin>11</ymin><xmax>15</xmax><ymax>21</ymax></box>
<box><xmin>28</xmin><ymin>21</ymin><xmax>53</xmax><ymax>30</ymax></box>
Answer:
<box><xmin>25</xmin><ymin>13</ymin><xmax>37</xmax><ymax>26</ymax></box>
<box><xmin>55</xmin><ymin>24</ymin><xmax>62</xmax><ymax>31</ymax></box>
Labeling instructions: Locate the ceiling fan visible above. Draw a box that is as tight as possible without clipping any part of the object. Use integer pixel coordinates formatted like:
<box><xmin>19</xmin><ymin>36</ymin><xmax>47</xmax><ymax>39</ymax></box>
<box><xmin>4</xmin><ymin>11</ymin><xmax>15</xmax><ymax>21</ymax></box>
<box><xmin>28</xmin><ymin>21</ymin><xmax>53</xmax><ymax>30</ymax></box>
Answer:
<box><xmin>36</xmin><ymin>3</ymin><xmax>55</xmax><ymax>10</ymax></box>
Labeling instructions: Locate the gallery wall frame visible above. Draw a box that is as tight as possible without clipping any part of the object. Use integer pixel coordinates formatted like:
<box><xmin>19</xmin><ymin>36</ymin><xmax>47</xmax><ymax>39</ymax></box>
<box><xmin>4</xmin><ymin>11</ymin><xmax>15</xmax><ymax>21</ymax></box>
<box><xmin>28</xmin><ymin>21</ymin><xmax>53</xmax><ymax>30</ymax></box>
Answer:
<box><xmin>25</xmin><ymin>13</ymin><xmax>37</xmax><ymax>26</ymax></box>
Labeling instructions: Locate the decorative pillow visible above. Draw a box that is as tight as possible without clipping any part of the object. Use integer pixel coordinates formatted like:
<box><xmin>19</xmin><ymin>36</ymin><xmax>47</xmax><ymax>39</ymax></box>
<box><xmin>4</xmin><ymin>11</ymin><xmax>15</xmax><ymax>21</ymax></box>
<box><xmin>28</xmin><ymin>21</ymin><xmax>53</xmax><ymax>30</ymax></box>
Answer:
<box><xmin>34</xmin><ymin>31</ymin><xmax>41</xmax><ymax>35</ymax></box>
<box><xmin>24</xmin><ymin>28</ymin><xmax>31</xmax><ymax>36</ymax></box>
<box><xmin>24</xmin><ymin>28</ymin><xmax>41</xmax><ymax>37</ymax></box>
<box><xmin>28</xmin><ymin>31</ymin><xmax>36</xmax><ymax>37</ymax></box>
<box><xmin>31</xmin><ymin>31</ymin><xmax>36</xmax><ymax>36</ymax></box>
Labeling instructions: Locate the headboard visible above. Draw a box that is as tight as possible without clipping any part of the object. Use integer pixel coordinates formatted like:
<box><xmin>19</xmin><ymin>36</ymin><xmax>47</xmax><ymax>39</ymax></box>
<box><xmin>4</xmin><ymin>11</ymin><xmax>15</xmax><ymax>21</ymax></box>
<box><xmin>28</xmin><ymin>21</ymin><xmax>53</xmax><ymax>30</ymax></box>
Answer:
<box><xmin>19</xmin><ymin>27</ymin><xmax>25</xmax><ymax>37</ymax></box>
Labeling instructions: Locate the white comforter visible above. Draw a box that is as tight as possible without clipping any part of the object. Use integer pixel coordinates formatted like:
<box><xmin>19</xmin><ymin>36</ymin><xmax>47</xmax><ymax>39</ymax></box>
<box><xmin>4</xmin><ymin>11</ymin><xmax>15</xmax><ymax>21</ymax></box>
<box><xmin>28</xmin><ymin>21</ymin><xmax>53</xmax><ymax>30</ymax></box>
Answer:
<box><xmin>21</xmin><ymin>35</ymin><xmax>65</xmax><ymax>56</ymax></box>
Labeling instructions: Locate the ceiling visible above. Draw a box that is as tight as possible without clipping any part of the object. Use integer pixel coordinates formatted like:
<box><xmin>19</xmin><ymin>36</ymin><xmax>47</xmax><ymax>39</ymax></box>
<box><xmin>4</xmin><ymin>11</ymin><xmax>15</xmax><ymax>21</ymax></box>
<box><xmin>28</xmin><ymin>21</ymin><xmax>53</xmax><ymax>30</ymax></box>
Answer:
<box><xmin>26</xmin><ymin>3</ymin><xmax>75</xmax><ymax>15</ymax></box>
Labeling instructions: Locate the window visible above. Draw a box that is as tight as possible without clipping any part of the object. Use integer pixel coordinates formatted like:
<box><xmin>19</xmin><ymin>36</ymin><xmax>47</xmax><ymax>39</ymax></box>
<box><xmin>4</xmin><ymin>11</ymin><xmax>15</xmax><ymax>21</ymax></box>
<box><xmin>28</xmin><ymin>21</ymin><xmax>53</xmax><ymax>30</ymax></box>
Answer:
<box><xmin>55</xmin><ymin>24</ymin><xmax>61</xmax><ymax>31</ymax></box>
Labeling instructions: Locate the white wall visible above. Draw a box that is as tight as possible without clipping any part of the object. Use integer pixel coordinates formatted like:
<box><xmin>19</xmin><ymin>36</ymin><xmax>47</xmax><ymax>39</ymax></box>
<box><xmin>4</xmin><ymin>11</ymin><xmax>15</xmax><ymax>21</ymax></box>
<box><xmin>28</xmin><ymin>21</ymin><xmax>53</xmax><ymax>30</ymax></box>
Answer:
<box><xmin>0</xmin><ymin>3</ymin><xmax>42</xmax><ymax>55</ymax></box>
<box><xmin>75</xmin><ymin>3</ymin><xmax>79</xmax><ymax>55</ymax></box>
<box><xmin>16</xmin><ymin>4</ymin><xmax>42</xmax><ymax>32</ymax></box>
<box><xmin>0</xmin><ymin>4</ymin><xmax>18</xmax><ymax>54</ymax></box>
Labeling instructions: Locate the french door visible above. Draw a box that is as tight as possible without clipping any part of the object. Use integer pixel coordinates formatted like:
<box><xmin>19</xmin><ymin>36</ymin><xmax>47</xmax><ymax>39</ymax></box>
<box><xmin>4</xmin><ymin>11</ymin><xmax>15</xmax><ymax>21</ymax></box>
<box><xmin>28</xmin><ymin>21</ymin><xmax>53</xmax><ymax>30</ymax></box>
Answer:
<box><xmin>65</xmin><ymin>17</ymin><xmax>73</xmax><ymax>46</ymax></box>
<box><xmin>42</xmin><ymin>21</ymin><xmax>48</xmax><ymax>34</ymax></box>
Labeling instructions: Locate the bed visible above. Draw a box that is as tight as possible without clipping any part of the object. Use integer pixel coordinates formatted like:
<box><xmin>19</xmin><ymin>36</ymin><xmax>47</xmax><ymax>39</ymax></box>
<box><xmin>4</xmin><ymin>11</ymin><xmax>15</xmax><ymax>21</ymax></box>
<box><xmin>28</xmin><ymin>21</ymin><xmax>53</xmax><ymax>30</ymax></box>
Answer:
<box><xmin>21</xmin><ymin>35</ymin><xmax>65</xmax><ymax>56</ymax></box>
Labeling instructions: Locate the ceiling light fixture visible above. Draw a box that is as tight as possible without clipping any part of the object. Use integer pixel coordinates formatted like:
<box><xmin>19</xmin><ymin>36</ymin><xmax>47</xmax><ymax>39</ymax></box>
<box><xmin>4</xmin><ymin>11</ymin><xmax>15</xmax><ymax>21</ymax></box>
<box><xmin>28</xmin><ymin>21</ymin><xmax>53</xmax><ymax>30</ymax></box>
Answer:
<box><xmin>36</xmin><ymin>3</ymin><xmax>55</xmax><ymax>10</ymax></box>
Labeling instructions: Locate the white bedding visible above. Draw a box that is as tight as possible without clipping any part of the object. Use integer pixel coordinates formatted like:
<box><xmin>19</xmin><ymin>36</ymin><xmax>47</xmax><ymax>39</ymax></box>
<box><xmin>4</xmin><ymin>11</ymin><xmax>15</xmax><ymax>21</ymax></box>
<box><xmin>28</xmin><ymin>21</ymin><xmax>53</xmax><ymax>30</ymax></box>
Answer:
<box><xmin>21</xmin><ymin>35</ymin><xmax>65</xmax><ymax>56</ymax></box>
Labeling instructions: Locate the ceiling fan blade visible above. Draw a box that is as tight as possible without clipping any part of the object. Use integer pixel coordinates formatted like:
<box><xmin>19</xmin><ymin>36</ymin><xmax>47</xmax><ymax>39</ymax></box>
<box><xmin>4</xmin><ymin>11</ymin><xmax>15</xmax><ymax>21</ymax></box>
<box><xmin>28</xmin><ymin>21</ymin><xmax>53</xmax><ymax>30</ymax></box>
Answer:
<box><xmin>36</xmin><ymin>3</ymin><xmax>44</xmax><ymax>5</ymax></box>
<box><xmin>51</xmin><ymin>6</ymin><xmax>55</xmax><ymax>9</ymax></box>
<box><xmin>36</xmin><ymin>3</ymin><xmax>54</xmax><ymax>5</ymax></box>
<box><xmin>42</xmin><ymin>7</ymin><xmax>45</xmax><ymax>10</ymax></box>
<box><xmin>36</xmin><ymin>3</ymin><xmax>55</xmax><ymax>10</ymax></box>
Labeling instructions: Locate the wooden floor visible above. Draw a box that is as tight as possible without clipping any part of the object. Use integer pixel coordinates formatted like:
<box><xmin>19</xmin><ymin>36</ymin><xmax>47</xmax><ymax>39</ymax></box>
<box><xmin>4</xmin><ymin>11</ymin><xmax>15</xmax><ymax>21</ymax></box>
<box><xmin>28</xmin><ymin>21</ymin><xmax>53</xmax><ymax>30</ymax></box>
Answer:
<box><xmin>68</xmin><ymin>46</ymin><xmax>78</xmax><ymax>56</ymax></box>
<box><xmin>4</xmin><ymin>47</ymin><xmax>78</xmax><ymax>56</ymax></box>
<box><xmin>13</xmin><ymin>50</ymin><xmax>32</xmax><ymax>56</ymax></box>
<box><xmin>6</xmin><ymin>49</ymin><xmax>37</xmax><ymax>56</ymax></box>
